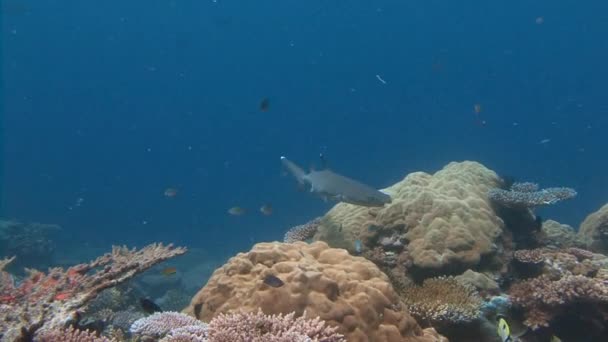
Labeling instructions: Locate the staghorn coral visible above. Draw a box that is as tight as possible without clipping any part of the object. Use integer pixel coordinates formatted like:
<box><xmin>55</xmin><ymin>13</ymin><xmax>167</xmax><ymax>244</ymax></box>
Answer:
<box><xmin>207</xmin><ymin>309</ymin><xmax>344</xmax><ymax>342</ymax></box>
<box><xmin>184</xmin><ymin>241</ymin><xmax>445</xmax><ymax>342</ymax></box>
<box><xmin>0</xmin><ymin>243</ymin><xmax>186</xmax><ymax>341</ymax></box>
<box><xmin>283</xmin><ymin>217</ymin><xmax>322</xmax><ymax>243</ymax></box>
<box><xmin>487</xmin><ymin>182</ymin><xmax>576</xmax><ymax>208</ymax></box>
<box><xmin>579</xmin><ymin>203</ymin><xmax>608</xmax><ymax>253</ymax></box>
<box><xmin>509</xmin><ymin>274</ymin><xmax>608</xmax><ymax>329</ymax></box>
<box><xmin>314</xmin><ymin>161</ymin><xmax>505</xmax><ymax>273</ymax></box>
<box><xmin>130</xmin><ymin>311</ymin><xmax>204</xmax><ymax>337</ymax></box>
<box><xmin>35</xmin><ymin>325</ymin><xmax>116</xmax><ymax>342</ymax></box>
<box><xmin>399</xmin><ymin>276</ymin><xmax>483</xmax><ymax>325</ymax></box>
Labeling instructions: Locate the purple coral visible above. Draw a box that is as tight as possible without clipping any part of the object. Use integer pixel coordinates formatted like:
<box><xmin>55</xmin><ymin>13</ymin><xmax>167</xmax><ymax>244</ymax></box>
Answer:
<box><xmin>488</xmin><ymin>182</ymin><xmax>576</xmax><ymax>208</ymax></box>
<box><xmin>283</xmin><ymin>217</ymin><xmax>322</xmax><ymax>243</ymax></box>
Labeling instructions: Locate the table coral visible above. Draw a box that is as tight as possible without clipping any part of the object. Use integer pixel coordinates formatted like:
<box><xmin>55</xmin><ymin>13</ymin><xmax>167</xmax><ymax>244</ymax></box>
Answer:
<box><xmin>399</xmin><ymin>276</ymin><xmax>482</xmax><ymax>325</ymax></box>
<box><xmin>0</xmin><ymin>243</ymin><xmax>186</xmax><ymax>341</ymax></box>
<box><xmin>314</xmin><ymin>161</ymin><xmax>505</xmax><ymax>273</ymax></box>
<box><xmin>184</xmin><ymin>241</ymin><xmax>445</xmax><ymax>342</ymax></box>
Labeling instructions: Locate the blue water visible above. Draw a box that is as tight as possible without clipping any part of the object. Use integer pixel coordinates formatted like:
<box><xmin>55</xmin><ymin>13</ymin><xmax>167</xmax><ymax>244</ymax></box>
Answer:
<box><xmin>2</xmin><ymin>0</ymin><xmax>607</xmax><ymax>260</ymax></box>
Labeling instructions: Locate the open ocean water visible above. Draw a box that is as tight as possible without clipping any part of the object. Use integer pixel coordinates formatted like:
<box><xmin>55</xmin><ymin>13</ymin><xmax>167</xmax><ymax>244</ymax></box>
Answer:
<box><xmin>1</xmin><ymin>0</ymin><xmax>607</xmax><ymax>304</ymax></box>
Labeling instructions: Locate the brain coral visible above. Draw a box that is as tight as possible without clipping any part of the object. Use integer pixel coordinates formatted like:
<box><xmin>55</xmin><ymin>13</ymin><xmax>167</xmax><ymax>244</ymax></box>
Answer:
<box><xmin>184</xmin><ymin>241</ymin><xmax>445</xmax><ymax>342</ymax></box>
<box><xmin>579</xmin><ymin>203</ymin><xmax>608</xmax><ymax>253</ymax></box>
<box><xmin>314</xmin><ymin>161</ymin><xmax>504</xmax><ymax>271</ymax></box>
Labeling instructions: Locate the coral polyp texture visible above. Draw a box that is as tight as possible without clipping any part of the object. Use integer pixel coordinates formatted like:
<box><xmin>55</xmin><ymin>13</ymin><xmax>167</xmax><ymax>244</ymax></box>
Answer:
<box><xmin>314</xmin><ymin>161</ymin><xmax>505</xmax><ymax>272</ymax></box>
<box><xmin>487</xmin><ymin>182</ymin><xmax>577</xmax><ymax>208</ymax></box>
<box><xmin>283</xmin><ymin>217</ymin><xmax>322</xmax><ymax>243</ymax></box>
<box><xmin>130</xmin><ymin>311</ymin><xmax>204</xmax><ymax>337</ymax></box>
<box><xmin>184</xmin><ymin>241</ymin><xmax>446</xmax><ymax>342</ymax></box>
<box><xmin>36</xmin><ymin>325</ymin><xmax>116</xmax><ymax>342</ymax></box>
<box><xmin>579</xmin><ymin>203</ymin><xmax>608</xmax><ymax>253</ymax></box>
<box><xmin>399</xmin><ymin>276</ymin><xmax>483</xmax><ymax>324</ymax></box>
<box><xmin>0</xmin><ymin>243</ymin><xmax>186</xmax><ymax>341</ymax></box>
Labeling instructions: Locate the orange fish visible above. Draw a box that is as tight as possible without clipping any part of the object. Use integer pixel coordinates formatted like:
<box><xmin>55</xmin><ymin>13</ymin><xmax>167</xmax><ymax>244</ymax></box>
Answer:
<box><xmin>161</xmin><ymin>267</ymin><xmax>177</xmax><ymax>276</ymax></box>
<box><xmin>164</xmin><ymin>187</ymin><xmax>178</xmax><ymax>198</ymax></box>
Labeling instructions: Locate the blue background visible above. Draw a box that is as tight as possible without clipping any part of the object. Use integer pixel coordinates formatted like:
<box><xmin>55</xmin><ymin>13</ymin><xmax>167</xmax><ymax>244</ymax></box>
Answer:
<box><xmin>2</xmin><ymin>0</ymin><xmax>607</xmax><ymax>260</ymax></box>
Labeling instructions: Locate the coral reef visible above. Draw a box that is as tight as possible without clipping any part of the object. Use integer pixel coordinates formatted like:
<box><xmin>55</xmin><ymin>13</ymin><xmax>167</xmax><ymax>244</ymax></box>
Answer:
<box><xmin>283</xmin><ymin>217</ymin><xmax>322</xmax><ymax>243</ymax></box>
<box><xmin>398</xmin><ymin>276</ymin><xmax>483</xmax><ymax>325</ymax></box>
<box><xmin>540</xmin><ymin>219</ymin><xmax>583</xmax><ymax>249</ymax></box>
<box><xmin>36</xmin><ymin>325</ymin><xmax>116</xmax><ymax>342</ymax></box>
<box><xmin>130</xmin><ymin>311</ymin><xmax>204</xmax><ymax>337</ymax></box>
<box><xmin>487</xmin><ymin>182</ymin><xmax>577</xmax><ymax>208</ymax></box>
<box><xmin>508</xmin><ymin>274</ymin><xmax>608</xmax><ymax>329</ymax></box>
<box><xmin>0</xmin><ymin>219</ymin><xmax>60</xmax><ymax>270</ymax></box>
<box><xmin>184</xmin><ymin>241</ymin><xmax>445</xmax><ymax>342</ymax></box>
<box><xmin>579</xmin><ymin>203</ymin><xmax>608</xmax><ymax>253</ymax></box>
<box><xmin>207</xmin><ymin>309</ymin><xmax>344</xmax><ymax>342</ymax></box>
<box><xmin>0</xmin><ymin>243</ymin><xmax>186</xmax><ymax>341</ymax></box>
<box><xmin>314</xmin><ymin>161</ymin><xmax>505</xmax><ymax>275</ymax></box>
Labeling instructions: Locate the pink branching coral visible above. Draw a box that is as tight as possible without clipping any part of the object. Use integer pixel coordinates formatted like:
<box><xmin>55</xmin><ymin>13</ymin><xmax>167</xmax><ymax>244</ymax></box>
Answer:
<box><xmin>0</xmin><ymin>243</ymin><xmax>186</xmax><ymax>341</ymax></box>
<box><xmin>36</xmin><ymin>325</ymin><xmax>116</xmax><ymax>342</ymax></box>
<box><xmin>283</xmin><ymin>217</ymin><xmax>322</xmax><ymax>243</ymax></box>
<box><xmin>207</xmin><ymin>309</ymin><xmax>345</xmax><ymax>342</ymax></box>
<box><xmin>509</xmin><ymin>274</ymin><xmax>608</xmax><ymax>329</ymax></box>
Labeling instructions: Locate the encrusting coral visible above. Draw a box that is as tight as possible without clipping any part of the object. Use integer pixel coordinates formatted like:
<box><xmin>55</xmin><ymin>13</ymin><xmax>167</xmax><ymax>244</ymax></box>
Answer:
<box><xmin>184</xmin><ymin>241</ymin><xmax>446</xmax><ymax>342</ymax></box>
<box><xmin>0</xmin><ymin>243</ymin><xmax>186</xmax><ymax>341</ymax></box>
<box><xmin>579</xmin><ymin>203</ymin><xmax>608</xmax><ymax>253</ymax></box>
<box><xmin>314</xmin><ymin>161</ymin><xmax>505</xmax><ymax>273</ymax></box>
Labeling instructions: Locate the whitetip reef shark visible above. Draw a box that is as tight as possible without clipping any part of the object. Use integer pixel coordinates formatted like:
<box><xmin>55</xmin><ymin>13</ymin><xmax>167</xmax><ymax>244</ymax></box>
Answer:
<box><xmin>280</xmin><ymin>156</ymin><xmax>392</xmax><ymax>207</ymax></box>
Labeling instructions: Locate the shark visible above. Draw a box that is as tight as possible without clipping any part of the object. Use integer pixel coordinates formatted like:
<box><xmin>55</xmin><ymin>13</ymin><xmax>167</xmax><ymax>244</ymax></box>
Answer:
<box><xmin>280</xmin><ymin>156</ymin><xmax>392</xmax><ymax>207</ymax></box>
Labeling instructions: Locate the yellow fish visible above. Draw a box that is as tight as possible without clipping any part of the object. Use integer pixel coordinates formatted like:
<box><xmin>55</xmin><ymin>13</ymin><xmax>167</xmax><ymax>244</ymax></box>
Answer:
<box><xmin>161</xmin><ymin>267</ymin><xmax>177</xmax><ymax>276</ymax></box>
<box><xmin>228</xmin><ymin>206</ymin><xmax>246</xmax><ymax>216</ymax></box>
<box><xmin>497</xmin><ymin>316</ymin><xmax>512</xmax><ymax>342</ymax></box>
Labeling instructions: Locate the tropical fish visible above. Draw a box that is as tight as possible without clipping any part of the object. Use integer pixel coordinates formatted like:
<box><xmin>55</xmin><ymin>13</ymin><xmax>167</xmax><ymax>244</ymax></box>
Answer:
<box><xmin>140</xmin><ymin>297</ymin><xmax>162</xmax><ymax>314</ymax></box>
<box><xmin>164</xmin><ymin>187</ymin><xmax>178</xmax><ymax>198</ymax></box>
<box><xmin>161</xmin><ymin>267</ymin><xmax>177</xmax><ymax>276</ymax></box>
<box><xmin>260</xmin><ymin>204</ymin><xmax>273</xmax><ymax>216</ymax></box>
<box><xmin>496</xmin><ymin>316</ymin><xmax>511</xmax><ymax>342</ymax></box>
<box><xmin>228</xmin><ymin>206</ymin><xmax>246</xmax><ymax>216</ymax></box>
<box><xmin>280</xmin><ymin>156</ymin><xmax>391</xmax><ymax>207</ymax></box>
<box><xmin>263</xmin><ymin>274</ymin><xmax>284</xmax><ymax>288</ymax></box>
<box><xmin>259</xmin><ymin>97</ymin><xmax>270</xmax><ymax>112</ymax></box>
<box><xmin>354</xmin><ymin>240</ymin><xmax>363</xmax><ymax>254</ymax></box>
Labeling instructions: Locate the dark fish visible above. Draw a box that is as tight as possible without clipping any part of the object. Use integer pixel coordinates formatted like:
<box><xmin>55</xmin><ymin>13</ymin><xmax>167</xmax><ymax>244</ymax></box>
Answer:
<box><xmin>500</xmin><ymin>175</ymin><xmax>516</xmax><ymax>190</ymax></box>
<box><xmin>281</xmin><ymin>156</ymin><xmax>392</xmax><ymax>207</ymax></box>
<box><xmin>263</xmin><ymin>274</ymin><xmax>284</xmax><ymax>288</ymax></box>
<box><xmin>259</xmin><ymin>97</ymin><xmax>270</xmax><ymax>112</ymax></box>
<box><xmin>140</xmin><ymin>297</ymin><xmax>162</xmax><ymax>314</ymax></box>
<box><xmin>534</xmin><ymin>215</ymin><xmax>543</xmax><ymax>231</ymax></box>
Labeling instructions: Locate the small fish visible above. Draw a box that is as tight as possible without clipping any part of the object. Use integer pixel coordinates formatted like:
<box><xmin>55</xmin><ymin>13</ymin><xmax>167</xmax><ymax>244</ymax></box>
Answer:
<box><xmin>259</xmin><ymin>97</ymin><xmax>270</xmax><ymax>112</ymax></box>
<box><xmin>140</xmin><ymin>297</ymin><xmax>162</xmax><ymax>314</ymax></box>
<box><xmin>474</xmin><ymin>103</ymin><xmax>482</xmax><ymax>114</ymax></box>
<box><xmin>535</xmin><ymin>16</ymin><xmax>544</xmax><ymax>25</ymax></box>
<box><xmin>539</xmin><ymin>138</ymin><xmax>551</xmax><ymax>144</ymax></box>
<box><xmin>354</xmin><ymin>239</ymin><xmax>362</xmax><ymax>254</ymax></box>
<box><xmin>228</xmin><ymin>206</ymin><xmax>246</xmax><ymax>216</ymax></box>
<box><xmin>496</xmin><ymin>316</ymin><xmax>511</xmax><ymax>342</ymax></box>
<box><xmin>260</xmin><ymin>204</ymin><xmax>273</xmax><ymax>216</ymax></box>
<box><xmin>164</xmin><ymin>187</ymin><xmax>178</xmax><ymax>197</ymax></box>
<box><xmin>161</xmin><ymin>267</ymin><xmax>177</xmax><ymax>276</ymax></box>
<box><xmin>263</xmin><ymin>274</ymin><xmax>284</xmax><ymax>288</ymax></box>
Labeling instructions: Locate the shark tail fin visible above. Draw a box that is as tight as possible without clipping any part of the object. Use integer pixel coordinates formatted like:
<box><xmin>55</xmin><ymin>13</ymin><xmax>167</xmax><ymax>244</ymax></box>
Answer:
<box><xmin>281</xmin><ymin>156</ymin><xmax>308</xmax><ymax>186</ymax></box>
